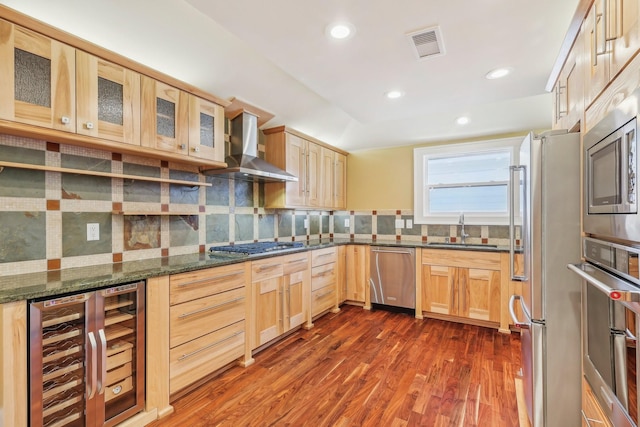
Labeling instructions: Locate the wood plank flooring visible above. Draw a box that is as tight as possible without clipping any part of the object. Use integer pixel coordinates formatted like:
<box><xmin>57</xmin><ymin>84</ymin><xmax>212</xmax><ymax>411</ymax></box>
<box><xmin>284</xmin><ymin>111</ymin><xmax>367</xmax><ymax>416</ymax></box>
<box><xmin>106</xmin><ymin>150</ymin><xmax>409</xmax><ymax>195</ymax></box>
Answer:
<box><xmin>148</xmin><ymin>305</ymin><xmax>522</xmax><ymax>427</ymax></box>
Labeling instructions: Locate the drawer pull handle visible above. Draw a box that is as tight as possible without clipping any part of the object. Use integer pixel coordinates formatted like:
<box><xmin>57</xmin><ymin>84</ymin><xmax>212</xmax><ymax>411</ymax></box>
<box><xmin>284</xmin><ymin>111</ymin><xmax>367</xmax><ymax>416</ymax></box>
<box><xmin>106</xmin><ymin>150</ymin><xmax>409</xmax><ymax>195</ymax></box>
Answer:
<box><xmin>177</xmin><ymin>271</ymin><xmax>244</xmax><ymax>287</ymax></box>
<box><xmin>257</xmin><ymin>264</ymin><xmax>280</xmax><ymax>272</ymax></box>
<box><xmin>314</xmin><ymin>270</ymin><xmax>333</xmax><ymax>278</ymax></box>
<box><xmin>287</xmin><ymin>260</ymin><xmax>308</xmax><ymax>266</ymax></box>
<box><xmin>178</xmin><ymin>296</ymin><xmax>244</xmax><ymax>319</ymax></box>
<box><xmin>177</xmin><ymin>330</ymin><xmax>243</xmax><ymax>361</ymax></box>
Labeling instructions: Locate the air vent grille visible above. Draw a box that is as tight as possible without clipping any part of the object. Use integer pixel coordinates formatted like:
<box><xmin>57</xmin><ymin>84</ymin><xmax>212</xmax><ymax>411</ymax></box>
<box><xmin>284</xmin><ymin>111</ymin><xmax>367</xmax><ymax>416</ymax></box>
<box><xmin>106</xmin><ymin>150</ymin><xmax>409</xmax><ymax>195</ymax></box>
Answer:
<box><xmin>407</xmin><ymin>26</ymin><xmax>445</xmax><ymax>59</ymax></box>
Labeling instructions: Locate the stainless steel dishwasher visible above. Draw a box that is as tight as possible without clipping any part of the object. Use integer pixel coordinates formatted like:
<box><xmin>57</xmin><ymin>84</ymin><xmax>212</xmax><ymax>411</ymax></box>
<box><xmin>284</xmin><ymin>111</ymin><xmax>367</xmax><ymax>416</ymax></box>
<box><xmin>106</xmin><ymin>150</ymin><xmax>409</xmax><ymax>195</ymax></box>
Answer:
<box><xmin>369</xmin><ymin>246</ymin><xmax>415</xmax><ymax>312</ymax></box>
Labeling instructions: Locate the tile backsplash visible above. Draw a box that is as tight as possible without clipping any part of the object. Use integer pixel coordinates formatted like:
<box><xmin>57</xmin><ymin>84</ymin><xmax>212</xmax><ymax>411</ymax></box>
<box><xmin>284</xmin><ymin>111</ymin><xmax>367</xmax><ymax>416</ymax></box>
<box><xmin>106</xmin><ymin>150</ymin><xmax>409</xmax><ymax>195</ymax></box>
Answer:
<box><xmin>0</xmin><ymin>134</ymin><xmax>515</xmax><ymax>276</ymax></box>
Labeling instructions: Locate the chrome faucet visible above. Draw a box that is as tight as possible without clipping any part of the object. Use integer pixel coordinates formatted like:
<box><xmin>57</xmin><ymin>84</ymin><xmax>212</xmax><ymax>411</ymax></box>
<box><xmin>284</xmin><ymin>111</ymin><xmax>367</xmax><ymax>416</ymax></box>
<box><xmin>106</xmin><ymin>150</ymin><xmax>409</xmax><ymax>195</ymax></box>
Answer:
<box><xmin>459</xmin><ymin>213</ymin><xmax>469</xmax><ymax>244</ymax></box>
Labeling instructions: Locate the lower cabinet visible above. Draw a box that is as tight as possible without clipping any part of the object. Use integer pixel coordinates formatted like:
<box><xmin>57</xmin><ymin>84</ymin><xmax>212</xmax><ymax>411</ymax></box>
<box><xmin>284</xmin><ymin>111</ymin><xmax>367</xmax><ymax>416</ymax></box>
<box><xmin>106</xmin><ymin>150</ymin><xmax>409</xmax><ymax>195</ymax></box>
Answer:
<box><xmin>311</xmin><ymin>247</ymin><xmax>339</xmax><ymax>317</ymax></box>
<box><xmin>167</xmin><ymin>263</ymin><xmax>247</xmax><ymax>395</ymax></box>
<box><xmin>252</xmin><ymin>252</ymin><xmax>310</xmax><ymax>349</ymax></box>
<box><xmin>344</xmin><ymin>245</ymin><xmax>367</xmax><ymax>304</ymax></box>
<box><xmin>421</xmin><ymin>249</ymin><xmax>501</xmax><ymax>326</ymax></box>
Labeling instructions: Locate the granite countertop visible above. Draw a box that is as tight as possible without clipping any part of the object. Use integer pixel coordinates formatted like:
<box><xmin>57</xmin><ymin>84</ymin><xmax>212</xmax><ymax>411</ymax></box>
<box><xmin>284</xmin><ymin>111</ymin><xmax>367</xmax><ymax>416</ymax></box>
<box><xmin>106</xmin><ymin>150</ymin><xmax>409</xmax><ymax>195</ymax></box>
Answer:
<box><xmin>0</xmin><ymin>238</ymin><xmax>513</xmax><ymax>304</ymax></box>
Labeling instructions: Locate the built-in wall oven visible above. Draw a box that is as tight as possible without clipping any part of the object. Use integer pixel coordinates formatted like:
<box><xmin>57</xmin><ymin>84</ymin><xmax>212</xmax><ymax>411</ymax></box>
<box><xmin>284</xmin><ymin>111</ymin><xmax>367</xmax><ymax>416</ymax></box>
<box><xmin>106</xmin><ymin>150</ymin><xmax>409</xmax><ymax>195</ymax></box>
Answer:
<box><xmin>583</xmin><ymin>89</ymin><xmax>639</xmax><ymax>242</ymax></box>
<box><xmin>569</xmin><ymin>238</ymin><xmax>640</xmax><ymax>427</ymax></box>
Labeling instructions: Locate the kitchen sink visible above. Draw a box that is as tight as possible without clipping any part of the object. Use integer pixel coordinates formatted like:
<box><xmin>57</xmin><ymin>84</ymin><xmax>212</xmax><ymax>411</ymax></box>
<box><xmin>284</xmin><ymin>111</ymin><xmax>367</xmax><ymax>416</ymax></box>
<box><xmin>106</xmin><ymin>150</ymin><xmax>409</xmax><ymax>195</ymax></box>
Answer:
<box><xmin>425</xmin><ymin>242</ymin><xmax>498</xmax><ymax>250</ymax></box>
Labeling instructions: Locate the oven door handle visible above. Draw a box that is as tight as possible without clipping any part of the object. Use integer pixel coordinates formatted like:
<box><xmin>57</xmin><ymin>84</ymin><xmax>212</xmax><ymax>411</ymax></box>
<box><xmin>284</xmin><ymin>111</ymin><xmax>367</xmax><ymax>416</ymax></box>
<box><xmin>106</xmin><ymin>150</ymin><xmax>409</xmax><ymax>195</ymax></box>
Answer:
<box><xmin>567</xmin><ymin>263</ymin><xmax>640</xmax><ymax>302</ymax></box>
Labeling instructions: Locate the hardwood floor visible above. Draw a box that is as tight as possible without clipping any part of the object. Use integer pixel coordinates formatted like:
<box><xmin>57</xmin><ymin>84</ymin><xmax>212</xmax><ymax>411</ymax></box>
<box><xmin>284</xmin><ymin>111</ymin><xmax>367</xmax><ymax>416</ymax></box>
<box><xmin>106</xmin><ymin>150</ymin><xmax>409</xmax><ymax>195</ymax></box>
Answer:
<box><xmin>148</xmin><ymin>305</ymin><xmax>523</xmax><ymax>427</ymax></box>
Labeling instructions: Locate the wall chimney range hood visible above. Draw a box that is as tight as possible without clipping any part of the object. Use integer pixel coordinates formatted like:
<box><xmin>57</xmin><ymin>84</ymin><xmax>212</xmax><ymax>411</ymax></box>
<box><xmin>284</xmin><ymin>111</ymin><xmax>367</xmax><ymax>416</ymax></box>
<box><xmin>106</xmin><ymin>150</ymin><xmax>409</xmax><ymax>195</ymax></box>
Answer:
<box><xmin>200</xmin><ymin>111</ymin><xmax>298</xmax><ymax>183</ymax></box>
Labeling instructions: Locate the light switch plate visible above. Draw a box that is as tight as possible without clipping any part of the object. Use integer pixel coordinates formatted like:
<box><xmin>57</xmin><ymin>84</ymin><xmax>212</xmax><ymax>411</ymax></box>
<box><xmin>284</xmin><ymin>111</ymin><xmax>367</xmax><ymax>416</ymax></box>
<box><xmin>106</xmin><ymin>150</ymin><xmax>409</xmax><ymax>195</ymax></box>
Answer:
<box><xmin>406</xmin><ymin>219</ymin><xmax>413</xmax><ymax>228</ymax></box>
<box><xmin>395</xmin><ymin>219</ymin><xmax>404</xmax><ymax>229</ymax></box>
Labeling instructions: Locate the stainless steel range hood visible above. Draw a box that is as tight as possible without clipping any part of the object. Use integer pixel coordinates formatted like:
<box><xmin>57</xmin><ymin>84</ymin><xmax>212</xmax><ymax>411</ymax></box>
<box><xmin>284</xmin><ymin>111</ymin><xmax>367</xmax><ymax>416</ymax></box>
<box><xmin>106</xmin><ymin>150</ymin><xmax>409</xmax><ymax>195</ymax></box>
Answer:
<box><xmin>200</xmin><ymin>111</ymin><xmax>298</xmax><ymax>182</ymax></box>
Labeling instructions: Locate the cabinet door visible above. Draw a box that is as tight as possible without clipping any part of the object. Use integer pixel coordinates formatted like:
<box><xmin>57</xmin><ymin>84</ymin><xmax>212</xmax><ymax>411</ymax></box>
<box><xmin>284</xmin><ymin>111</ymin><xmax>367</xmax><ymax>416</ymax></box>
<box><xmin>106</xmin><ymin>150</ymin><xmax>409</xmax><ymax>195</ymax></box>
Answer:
<box><xmin>253</xmin><ymin>277</ymin><xmax>282</xmax><ymax>348</ymax></box>
<box><xmin>346</xmin><ymin>245</ymin><xmax>366</xmax><ymax>303</ymax></box>
<box><xmin>76</xmin><ymin>51</ymin><xmax>140</xmax><ymax>145</ymax></box>
<box><xmin>284</xmin><ymin>133</ymin><xmax>307</xmax><ymax>206</ymax></box>
<box><xmin>306</xmin><ymin>141</ymin><xmax>322</xmax><ymax>208</ymax></box>
<box><xmin>140</xmin><ymin>75</ymin><xmax>189</xmax><ymax>155</ymax></box>
<box><xmin>565</xmin><ymin>24</ymin><xmax>585</xmax><ymax>130</ymax></box>
<box><xmin>188</xmin><ymin>95</ymin><xmax>225</xmax><ymax>162</ymax></box>
<box><xmin>333</xmin><ymin>152</ymin><xmax>347</xmax><ymax>209</ymax></box>
<box><xmin>422</xmin><ymin>264</ymin><xmax>456</xmax><ymax>315</ymax></box>
<box><xmin>320</xmin><ymin>147</ymin><xmax>334</xmax><ymax>208</ymax></box>
<box><xmin>610</xmin><ymin>0</ymin><xmax>640</xmax><ymax>78</ymax></box>
<box><xmin>0</xmin><ymin>19</ymin><xmax>75</xmax><ymax>132</ymax></box>
<box><xmin>459</xmin><ymin>268</ymin><xmax>501</xmax><ymax>322</ymax></box>
<box><xmin>585</xmin><ymin>0</ymin><xmax>610</xmax><ymax>106</ymax></box>
<box><xmin>284</xmin><ymin>270</ymin><xmax>306</xmax><ymax>331</ymax></box>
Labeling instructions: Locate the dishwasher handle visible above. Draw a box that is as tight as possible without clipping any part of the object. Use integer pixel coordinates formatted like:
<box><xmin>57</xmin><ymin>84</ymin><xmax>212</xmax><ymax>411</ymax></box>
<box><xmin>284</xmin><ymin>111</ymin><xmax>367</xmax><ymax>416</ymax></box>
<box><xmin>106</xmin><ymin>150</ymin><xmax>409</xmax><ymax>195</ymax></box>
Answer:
<box><xmin>371</xmin><ymin>248</ymin><xmax>414</xmax><ymax>255</ymax></box>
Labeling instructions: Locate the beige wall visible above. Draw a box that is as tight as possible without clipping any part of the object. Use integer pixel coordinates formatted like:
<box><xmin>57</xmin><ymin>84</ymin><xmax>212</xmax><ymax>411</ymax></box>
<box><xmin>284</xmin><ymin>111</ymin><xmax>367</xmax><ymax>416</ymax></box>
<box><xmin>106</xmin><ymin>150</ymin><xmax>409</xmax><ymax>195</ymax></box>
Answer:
<box><xmin>346</xmin><ymin>131</ymin><xmax>530</xmax><ymax>210</ymax></box>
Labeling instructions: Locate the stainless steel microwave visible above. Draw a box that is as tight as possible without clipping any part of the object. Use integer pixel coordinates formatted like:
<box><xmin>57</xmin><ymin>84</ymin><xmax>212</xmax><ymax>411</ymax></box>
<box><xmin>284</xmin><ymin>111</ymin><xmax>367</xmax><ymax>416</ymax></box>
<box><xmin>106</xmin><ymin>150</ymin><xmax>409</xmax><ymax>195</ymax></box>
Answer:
<box><xmin>584</xmin><ymin>89</ymin><xmax>640</xmax><ymax>243</ymax></box>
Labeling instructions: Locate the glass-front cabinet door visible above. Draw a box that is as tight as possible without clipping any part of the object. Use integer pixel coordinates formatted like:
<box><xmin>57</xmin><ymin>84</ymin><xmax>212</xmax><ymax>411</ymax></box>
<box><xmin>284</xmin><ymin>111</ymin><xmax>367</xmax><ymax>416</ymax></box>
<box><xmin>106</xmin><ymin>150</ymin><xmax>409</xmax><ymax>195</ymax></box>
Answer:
<box><xmin>0</xmin><ymin>18</ymin><xmax>76</xmax><ymax>132</ymax></box>
<box><xmin>140</xmin><ymin>75</ymin><xmax>189</xmax><ymax>155</ymax></box>
<box><xmin>188</xmin><ymin>95</ymin><xmax>225</xmax><ymax>162</ymax></box>
<box><xmin>76</xmin><ymin>51</ymin><xmax>140</xmax><ymax>146</ymax></box>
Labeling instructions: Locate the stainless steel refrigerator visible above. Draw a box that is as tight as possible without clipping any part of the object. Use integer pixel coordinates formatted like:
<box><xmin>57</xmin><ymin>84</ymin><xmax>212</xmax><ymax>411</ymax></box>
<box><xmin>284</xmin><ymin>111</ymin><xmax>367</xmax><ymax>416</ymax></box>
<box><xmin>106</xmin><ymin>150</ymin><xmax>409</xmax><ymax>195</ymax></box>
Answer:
<box><xmin>508</xmin><ymin>130</ymin><xmax>582</xmax><ymax>427</ymax></box>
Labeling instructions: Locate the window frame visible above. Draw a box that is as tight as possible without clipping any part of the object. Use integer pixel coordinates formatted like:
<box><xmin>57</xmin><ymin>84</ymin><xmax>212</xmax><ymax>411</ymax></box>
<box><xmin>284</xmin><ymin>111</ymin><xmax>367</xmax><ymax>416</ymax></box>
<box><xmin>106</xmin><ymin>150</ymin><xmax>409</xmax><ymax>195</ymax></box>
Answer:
<box><xmin>413</xmin><ymin>136</ymin><xmax>522</xmax><ymax>225</ymax></box>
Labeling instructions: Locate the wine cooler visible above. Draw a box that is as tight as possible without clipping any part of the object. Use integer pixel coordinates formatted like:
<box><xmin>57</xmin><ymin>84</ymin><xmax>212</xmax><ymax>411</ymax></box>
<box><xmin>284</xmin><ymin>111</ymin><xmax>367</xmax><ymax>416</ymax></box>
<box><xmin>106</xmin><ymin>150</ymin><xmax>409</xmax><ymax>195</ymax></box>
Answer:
<box><xmin>28</xmin><ymin>281</ymin><xmax>145</xmax><ymax>427</ymax></box>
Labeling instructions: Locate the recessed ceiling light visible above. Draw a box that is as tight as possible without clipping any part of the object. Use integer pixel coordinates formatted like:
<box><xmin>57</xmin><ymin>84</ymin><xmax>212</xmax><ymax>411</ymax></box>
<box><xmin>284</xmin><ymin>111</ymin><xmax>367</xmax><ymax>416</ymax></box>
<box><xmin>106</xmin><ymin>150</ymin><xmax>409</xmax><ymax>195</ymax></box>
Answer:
<box><xmin>385</xmin><ymin>90</ymin><xmax>404</xmax><ymax>99</ymax></box>
<box><xmin>326</xmin><ymin>22</ymin><xmax>356</xmax><ymax>40</ymax></box>
<box><xmin>485</xmin><ymin>67</ymin><xmax>513</xmax><ymax>79</ymax></box>
<box><xmin>456</xmin><ymin>116</ymin><xmax>469</xmax><ymax>125</ymax></box>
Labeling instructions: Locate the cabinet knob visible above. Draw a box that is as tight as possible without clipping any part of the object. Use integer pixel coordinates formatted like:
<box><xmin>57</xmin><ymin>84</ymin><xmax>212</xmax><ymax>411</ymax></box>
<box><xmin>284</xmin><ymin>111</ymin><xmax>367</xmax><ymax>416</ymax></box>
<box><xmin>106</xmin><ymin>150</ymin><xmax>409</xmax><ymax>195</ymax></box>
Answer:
<box><xmin>85</xmin><ymin>122</ymin><xmax>94</xmax><ymax>130</ymax></box>
<box><xmin>193</xmin><ymin>146</ymin><xmax>200</xmax><ymax>153</ymax></box>
<box><xmin>179</xmin><ymin>144</ymin><xmax>186</xmax><ymax>150</ymax></box>
<box><xmin>60</xmin><ymin>116</ymin><xmax>70</xmax><ymax>125</ymax></box>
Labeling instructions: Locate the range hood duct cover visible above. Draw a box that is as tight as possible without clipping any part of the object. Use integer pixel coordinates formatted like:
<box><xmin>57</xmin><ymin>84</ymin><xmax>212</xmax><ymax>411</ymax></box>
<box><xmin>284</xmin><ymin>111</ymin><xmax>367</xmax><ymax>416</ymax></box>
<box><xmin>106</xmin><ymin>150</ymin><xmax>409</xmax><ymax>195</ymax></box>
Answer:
<box><xmin>201</xmin><ymin>112</ymin><xmax>298</xmax><ymax>183</ymax></box>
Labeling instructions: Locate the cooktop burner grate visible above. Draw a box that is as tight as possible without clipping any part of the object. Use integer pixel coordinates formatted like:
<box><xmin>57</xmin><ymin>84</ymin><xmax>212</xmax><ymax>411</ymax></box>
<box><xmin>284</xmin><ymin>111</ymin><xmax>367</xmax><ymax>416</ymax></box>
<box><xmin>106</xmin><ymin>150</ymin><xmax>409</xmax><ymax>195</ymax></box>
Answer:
<box><xmin>209</xmin><ymin>241</ymin><xmax>304</xmax><ymax>255</ymax></box>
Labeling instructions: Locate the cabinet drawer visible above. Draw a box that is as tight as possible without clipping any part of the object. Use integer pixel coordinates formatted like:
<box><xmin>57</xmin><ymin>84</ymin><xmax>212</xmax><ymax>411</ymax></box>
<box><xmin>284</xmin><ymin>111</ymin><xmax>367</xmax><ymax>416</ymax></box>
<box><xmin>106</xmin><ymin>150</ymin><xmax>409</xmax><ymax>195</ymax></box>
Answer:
<box><xmin>422</xmin><ymin>249</ymin><xmax>501</xmax><ymax>270</ymax></box>
<box><xmin>311</xmin><ymin>263</ymin><xmax>335</xmax><ymax>291</ymax></box>
<box><xmin>170</xmin><ymin>263</ymin><xmax>246</xmax><ymax>305</ymax></box>
<box><xmin>170</xmin><ymin>287</ymin><xmax>245</xmax><ymax>348</ymax></box>
<box><xmin>312</xmin><ymin>247</ymin><xmax>336</xmax><ymax>267</ymax></box>
<box><xmin>312</xmin><ymin>285</ymin><xmax>335</xmax><ymax>317</ymax></box>
<box><xmin>283</xmin><ymin>252</ymin><xmax>309</xmax><ymax>274</ymax></box>
<box><xmin>170</xmin><ymin>320</ymin><xmax>245</xmax><ymax>394</ymax></box>
<box><xmin>251</xmin><ymin>258</ymin><xmax>284</xmax><ymax>282</ymax></box>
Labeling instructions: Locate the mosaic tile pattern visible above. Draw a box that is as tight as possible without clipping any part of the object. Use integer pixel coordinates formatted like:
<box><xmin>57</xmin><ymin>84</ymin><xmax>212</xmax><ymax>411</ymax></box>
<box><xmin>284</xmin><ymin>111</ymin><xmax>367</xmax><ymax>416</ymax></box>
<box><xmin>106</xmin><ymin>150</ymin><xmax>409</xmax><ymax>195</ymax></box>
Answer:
<box><xmin>0</xmin><ymin>133</ymin><xmax>518</xmax><ymax>275</ymax></box>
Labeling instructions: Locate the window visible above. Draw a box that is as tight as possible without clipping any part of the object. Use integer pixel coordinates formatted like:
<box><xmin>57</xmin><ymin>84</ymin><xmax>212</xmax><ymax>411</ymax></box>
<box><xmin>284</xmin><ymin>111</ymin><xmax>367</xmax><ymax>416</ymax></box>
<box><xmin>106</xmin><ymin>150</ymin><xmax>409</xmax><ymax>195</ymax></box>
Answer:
<box><xmin>413</xmin><ymin>137</ymin><xmax>522</xmax><ymax>224</ymax></box>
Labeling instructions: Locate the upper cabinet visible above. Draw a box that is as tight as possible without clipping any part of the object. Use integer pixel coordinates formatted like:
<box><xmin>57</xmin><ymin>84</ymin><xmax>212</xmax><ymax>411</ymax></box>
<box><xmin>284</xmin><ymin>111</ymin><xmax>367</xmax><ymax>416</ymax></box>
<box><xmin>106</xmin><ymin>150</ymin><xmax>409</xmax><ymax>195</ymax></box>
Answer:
<box><xmin>76</xmin><ymin>51</ymin><xmax>140</xmax><ymax>145</ymax></box>
<box><xmin>552</xmin><ymin>20</ymin><xmax>585</xmax><ymax>131</ymax></box>
<box><xmin>0</xmin><ymin>19</ymin><xmax>76</xmax><ymax>132</ymax></box>
<box><xmin>263</xmin><ymin>126</ymin><xmax>348</xmax><ymax>210</ymax></box>
<box><xmin>585</xmin><ymin>0</ymin><xmax>640</xmax><ymax>107</ymax></box>
<box><xmin>141</xmin><ymin>76</ymin><xmax>189</xmax><ymax>155</ymax></box>
<box><xmin>0</xmin><ymin>8</ymin><xmax>229</xmax><ymax>168</ymax></box>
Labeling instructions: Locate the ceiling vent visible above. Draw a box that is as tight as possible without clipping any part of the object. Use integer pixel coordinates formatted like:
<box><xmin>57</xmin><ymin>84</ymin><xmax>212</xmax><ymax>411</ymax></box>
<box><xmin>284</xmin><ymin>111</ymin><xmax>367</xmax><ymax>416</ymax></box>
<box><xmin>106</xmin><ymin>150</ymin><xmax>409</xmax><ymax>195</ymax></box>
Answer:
<box><xmin>407</xmin><ymin>26</ymin><xmax>445</xmax><ymax>60</ymax></box>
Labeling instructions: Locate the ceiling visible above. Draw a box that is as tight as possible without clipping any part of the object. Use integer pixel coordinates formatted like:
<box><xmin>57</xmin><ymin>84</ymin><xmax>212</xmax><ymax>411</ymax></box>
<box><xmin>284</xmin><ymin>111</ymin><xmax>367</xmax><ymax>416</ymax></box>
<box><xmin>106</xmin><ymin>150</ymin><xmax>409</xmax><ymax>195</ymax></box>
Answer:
<box><xmin>0</xmin><ymin>0</ymin><xmax>580</xmax><ymax>152</ymax></box>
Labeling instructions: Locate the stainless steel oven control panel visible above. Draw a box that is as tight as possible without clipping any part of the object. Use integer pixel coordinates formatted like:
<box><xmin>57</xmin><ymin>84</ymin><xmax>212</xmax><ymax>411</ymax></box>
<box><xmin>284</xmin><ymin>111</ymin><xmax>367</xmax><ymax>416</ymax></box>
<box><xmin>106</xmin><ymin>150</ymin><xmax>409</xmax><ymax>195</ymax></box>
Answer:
<box><xmin>584</xmin><ymin>237</ymin><xmax>640</xmax><ymax>286</ymax></box>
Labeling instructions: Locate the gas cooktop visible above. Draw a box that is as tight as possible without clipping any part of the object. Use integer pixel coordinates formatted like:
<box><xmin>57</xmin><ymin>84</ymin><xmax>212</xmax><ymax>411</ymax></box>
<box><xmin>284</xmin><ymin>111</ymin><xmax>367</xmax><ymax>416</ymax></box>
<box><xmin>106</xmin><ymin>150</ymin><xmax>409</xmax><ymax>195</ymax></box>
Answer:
<box><xmin>209</xmin><ymin>241</ymin><xmax>304</xmax><ymax>256</ymax></box>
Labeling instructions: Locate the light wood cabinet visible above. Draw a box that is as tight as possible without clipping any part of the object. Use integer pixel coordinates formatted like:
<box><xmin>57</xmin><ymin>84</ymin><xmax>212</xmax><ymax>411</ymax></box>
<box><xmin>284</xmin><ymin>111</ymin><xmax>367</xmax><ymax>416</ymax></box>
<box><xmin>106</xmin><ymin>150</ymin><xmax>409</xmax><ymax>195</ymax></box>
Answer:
<box><xmin>421</xmin><ymin>249</ymin><xmax>501</xmax><ymax>326</ymax></box>
<box><xmin>311</xmin><ymin>247</ymin><xmax>340</xmax><ymax>317</ymax></box>
<box><xmin>584</xmin><ymin>0</ymin><xmax>640</xmax><ymax>108</ymax></box>
<box><xmin>552</xmin><ymin>19</ymin><xmax>585</xmax><ymax>131</ymax></box>
<box><xmin>0</xmin><ymin>18</ymin><xmax>75</xmax><ymax>133</ymax></box>
<box><xmin>76</xmin><ymin>51</ymin><xmax>140</xmax><ymax>145</ymax></box>
<box><xmin>188</xmin><ymin>95</ymin><xmax>225</xmax><ymax>162</ymax></box>
<box><xmin>167</xmin><ymin>264</ymin><xmax>247</xmax><ymax>395</ymax></box>
<box><xmin>251</xmin><ymin>252</ymin><xmax>310</xmax><ymax>349</ymax></box>
<box><xmin>345</xmin><ymin>245</ymin><xmax>367</xmax><ymax>303</ymax></box>
<box><xmin>263</xmin><ymin>126</ymin><xmax>348</xmax><ymax>210</ymax></box>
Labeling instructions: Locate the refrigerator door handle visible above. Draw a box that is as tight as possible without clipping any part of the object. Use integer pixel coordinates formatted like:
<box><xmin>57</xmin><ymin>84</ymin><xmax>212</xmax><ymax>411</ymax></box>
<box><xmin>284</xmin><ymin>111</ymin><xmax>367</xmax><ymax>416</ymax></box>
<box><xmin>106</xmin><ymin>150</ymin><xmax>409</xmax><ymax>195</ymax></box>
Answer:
<box><xmin>87</xmin><ymin>331</ymin><xmax>98</xmax><ymax>400</ymax></box>
<box><xmin>509</xmin><ymin>165</ymin><xmax>527</xmax><ymax>281</ymax></box>
<box><xmin>508</xmin><ymin>294</ymin><xmax>531</xmax><ymax>329</ymax></box>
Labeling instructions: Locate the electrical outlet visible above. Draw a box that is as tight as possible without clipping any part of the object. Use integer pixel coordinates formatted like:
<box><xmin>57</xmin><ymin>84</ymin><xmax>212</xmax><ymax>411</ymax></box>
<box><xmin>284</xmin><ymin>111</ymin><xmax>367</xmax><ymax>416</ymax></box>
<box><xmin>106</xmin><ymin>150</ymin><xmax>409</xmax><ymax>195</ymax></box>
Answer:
<box><xmin>395</xmin><ymin>219</ymin><xmax>405</xmax><ymax>229</ymax></box>
<box><xmin>406</xmin><ymin>219</ymin><xmax>413</xmax><ymax>228</ymax></box>
<box><xmin>304</xmin><ymin>218</ymin><xmax>309</xmax><ymax>229</ymax></box>
<box><xmin>344</xmin><ymin>218</ymin><xmax>350</xmax><ymax>227</ymax></box>
<box><xmin>87</xmin><ymin>223</ymin><xmax>100</xmax><ymax>241</ymax></box>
